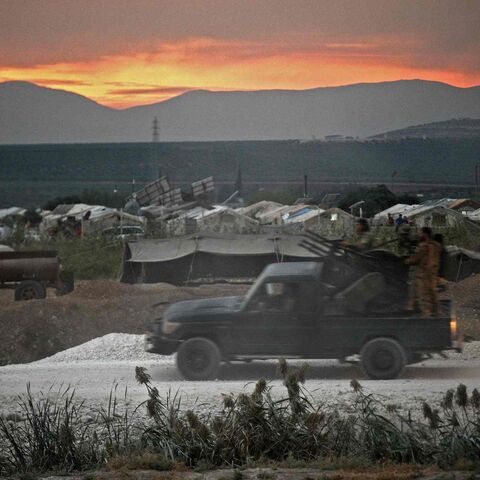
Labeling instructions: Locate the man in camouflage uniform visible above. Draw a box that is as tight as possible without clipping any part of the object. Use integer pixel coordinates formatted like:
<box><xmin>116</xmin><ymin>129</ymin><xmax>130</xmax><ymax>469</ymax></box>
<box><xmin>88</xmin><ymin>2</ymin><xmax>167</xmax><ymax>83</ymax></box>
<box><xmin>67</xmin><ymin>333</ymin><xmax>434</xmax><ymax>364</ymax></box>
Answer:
<box><xmin>405</xmin><ymin>227</ymin><xmax>441</xmax><ymax>316</ymax></box>
<box><xmin>397</xmin><ymin>224</ymin><xmax>418</xmax><ymax>311</ymax></box>
<box><xmin>344</xmin><ymin>218</ymin><xmax>374</xmax><ymax>252</ymax></box>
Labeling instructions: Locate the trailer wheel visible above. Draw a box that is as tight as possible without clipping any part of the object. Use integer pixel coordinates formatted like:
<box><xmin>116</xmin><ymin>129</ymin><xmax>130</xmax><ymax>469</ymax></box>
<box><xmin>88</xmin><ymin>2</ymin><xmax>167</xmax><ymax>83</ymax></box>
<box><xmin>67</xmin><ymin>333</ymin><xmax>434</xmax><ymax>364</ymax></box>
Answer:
<box><xmin>177</xmin><ymin>337</ymin><xmax>221</xmax><ymax>380</ymax></box>
<box><xmin>360</xmin><ymin>337</ymin><xmax>406</xmax><ymax>380</ymax></box>
<box><xmin>14</xmin><ymin>280</ymin><xmax>47</xmax><ymax>301</ymax></box>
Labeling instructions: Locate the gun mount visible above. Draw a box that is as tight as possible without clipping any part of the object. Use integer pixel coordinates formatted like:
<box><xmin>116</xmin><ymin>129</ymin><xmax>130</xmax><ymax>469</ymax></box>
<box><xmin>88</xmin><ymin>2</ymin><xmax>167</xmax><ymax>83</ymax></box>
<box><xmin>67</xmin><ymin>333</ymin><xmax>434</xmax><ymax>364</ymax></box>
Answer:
<box><xmin>299</xmin><ymin>230</ymin><xmax>409</xmax><ymax>313</ymax></box>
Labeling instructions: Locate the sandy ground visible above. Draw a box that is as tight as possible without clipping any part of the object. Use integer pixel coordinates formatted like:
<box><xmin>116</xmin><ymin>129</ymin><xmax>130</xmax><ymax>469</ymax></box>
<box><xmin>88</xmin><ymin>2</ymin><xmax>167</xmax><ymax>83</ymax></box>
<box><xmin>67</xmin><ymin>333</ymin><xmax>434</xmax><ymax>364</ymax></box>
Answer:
<box><xmin>1</xmin><ymin>276</ymin><xmax>480</xmax><ymax>416</ymax></box>
<box><xmin>0</xmin><ymin>280</ymin><xmax>248</xmax><ymax>365</ymax></box>
<box><xmin>28</xmin><ymin>466</ymin><xmax>480</xmax><ymax>480</ymax></box>
<box><xmin>2</xmin><ymin>354</ymin><xmax>480</xmax><ymax>416</ymax></box>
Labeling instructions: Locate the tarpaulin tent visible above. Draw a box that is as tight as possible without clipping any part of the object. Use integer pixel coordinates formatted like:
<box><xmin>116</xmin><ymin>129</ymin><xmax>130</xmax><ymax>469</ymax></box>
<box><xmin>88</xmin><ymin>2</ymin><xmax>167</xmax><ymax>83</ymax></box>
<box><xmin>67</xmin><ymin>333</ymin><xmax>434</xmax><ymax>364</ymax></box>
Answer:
<box><xmin>445</xmin><ymin>246</ymin><xmax>480</xmax><ymax>281</ymax></box>
<box><xmin>121</xmin><ymin>233</ymin><xmax>317</xmax><ymax>284</ymax></box>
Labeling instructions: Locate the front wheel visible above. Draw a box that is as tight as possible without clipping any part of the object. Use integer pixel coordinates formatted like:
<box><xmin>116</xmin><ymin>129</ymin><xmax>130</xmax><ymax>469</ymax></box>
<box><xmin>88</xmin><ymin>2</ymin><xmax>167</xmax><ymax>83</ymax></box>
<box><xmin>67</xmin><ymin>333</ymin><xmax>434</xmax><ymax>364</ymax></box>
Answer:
<box><xmin>176</xmin><ymin>337</ymin><xmax>221</xmax><ymax>380</ymax></box>
<box><xmin>14</xmin><ymin>280</ymin><xmax>46</xmax><ymax>301</ymax></box>
<box><xmin>360</xmin><ymin>337</ymin><xmax>406</xmax><ymax>380</ymax></box>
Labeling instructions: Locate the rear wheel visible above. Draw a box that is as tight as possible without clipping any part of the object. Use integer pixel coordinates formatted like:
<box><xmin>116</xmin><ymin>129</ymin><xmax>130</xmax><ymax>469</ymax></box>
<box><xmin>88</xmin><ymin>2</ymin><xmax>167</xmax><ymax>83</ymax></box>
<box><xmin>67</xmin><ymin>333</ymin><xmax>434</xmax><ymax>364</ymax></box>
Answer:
<box><xmin>14</xmin><ymin>280</ymin><xmax>46</xmax><ymax>301</ymax></box>
<box><xmin>360</xmin><ymin>337</ymin><xmax>406</xmax><ymax>380</ymax></box>
<box><xmin>177</xmin><ymin>337</ymin><xmax>221</xmax><ymax>380</ymax></box>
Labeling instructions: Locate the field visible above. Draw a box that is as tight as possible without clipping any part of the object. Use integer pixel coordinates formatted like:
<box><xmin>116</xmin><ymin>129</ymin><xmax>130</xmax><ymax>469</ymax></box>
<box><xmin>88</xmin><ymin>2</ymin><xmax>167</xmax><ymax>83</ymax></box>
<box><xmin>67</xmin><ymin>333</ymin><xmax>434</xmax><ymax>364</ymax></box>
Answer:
<box><xmin>1</xmin><ymin>138</ymin><xmax>479</xmax><ymax>206</ymax></box>
<box><xmin>1</xmin><ymin>277</ymin><xmax>480</xmax><ymax>476</ymax></box>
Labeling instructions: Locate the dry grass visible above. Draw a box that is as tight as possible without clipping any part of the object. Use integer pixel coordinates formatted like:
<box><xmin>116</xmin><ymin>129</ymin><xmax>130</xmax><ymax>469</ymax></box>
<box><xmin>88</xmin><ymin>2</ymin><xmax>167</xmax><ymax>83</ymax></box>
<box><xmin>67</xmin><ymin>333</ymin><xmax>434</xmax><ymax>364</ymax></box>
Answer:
<box><xmin>2</xmin><ymin>363</ymin><xmax>480</xmax><ymax>476</ymax></box>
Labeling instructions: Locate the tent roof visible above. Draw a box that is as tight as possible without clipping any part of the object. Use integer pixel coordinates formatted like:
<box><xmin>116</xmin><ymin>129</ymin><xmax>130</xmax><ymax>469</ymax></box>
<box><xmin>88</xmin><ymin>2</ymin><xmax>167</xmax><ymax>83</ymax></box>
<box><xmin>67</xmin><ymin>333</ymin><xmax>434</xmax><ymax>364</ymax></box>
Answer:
<box><xmin>283</xmin><ymin>208</ymin><xmax>325</xmax><ymax>224</ymax></box>
<box><xmin>375</xmin><ymin>203</ymin><xmax>465</xmax><ymax>219</ymax></box>
<box><xmin>0</xmin><ymin>207</ymin><xmax>26</xmax><ymax>220</ymax></box>
<box><xmin>374</xmin><ymin>204</ymin><xmax>415</xmax><ymax>218</ymax></box>
<box><xmin>51</xmin><ymin>203</ymin><xmax>94</xmax><ymax>217</ymax></box>
<box><xmin>126</xmin><ymin>233</ymin><xmax>316</xmax><ymax>263</ymax></box>
<box><xmin>319</xmin><ymin>207</ymin><xmax>354</xmax><ymax>218</ymax></box>
<box><xmin>238</xmin><ymin>200</ymin><xmax>284</xmax><ymax>217</ymax></box>
<box><xmin>198</xmin><ymin>207</ymin><xmax>259</xmax><ymax>225</ymax></box>
<box><xmin>446</xmin><ymin>246</ymin><xmax>480</xmax><ymax>261</ymax></box>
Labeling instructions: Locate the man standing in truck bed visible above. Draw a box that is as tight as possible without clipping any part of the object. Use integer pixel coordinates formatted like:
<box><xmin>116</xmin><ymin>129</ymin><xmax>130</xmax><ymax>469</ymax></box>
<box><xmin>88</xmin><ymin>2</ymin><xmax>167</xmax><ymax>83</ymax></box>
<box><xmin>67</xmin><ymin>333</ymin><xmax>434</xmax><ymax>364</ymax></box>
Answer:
<box><xmin>343</xmin><ymin>218</ymin><xmax>374</xmax><ymax>252</ymax></box>
<box><xmin>406</xmin><ymin>227</ymin><xmax>441</xmax><ymax>316</ymax></box>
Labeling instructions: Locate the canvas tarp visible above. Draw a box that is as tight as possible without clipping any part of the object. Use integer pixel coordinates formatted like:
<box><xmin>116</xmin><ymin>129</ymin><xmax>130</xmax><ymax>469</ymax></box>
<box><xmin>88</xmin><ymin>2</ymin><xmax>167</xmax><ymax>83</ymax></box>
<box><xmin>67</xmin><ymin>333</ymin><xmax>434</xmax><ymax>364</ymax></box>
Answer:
<box><xmin>126</xmin><ymin>234</ymin><xmax>317</xmax><ymax>263</ymax></box>
<box><xmin>444</xmin><ymin>246</ymin><xmax>480</xmax><ymax>280</ymax></box>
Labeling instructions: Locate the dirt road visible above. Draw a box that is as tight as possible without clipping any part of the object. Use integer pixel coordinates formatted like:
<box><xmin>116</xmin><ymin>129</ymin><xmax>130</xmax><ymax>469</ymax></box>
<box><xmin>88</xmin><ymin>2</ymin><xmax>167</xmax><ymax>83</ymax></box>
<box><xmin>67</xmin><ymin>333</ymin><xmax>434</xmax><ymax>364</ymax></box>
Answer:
<box><xmin>2</xmin><ymin>355</ymin><xmax>480</xmax><ymax>416</ymax></box>
<box><xmin>1</xmin><ymin>276</ymin><xmax>480</xmax><ymax>416</ymax></box>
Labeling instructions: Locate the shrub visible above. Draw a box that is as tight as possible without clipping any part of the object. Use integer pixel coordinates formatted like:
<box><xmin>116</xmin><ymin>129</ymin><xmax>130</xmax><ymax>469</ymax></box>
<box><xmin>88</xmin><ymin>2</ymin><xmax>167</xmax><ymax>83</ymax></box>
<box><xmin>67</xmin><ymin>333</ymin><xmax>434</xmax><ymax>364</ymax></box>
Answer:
<box><xmin>16</xmin><ymin>236</ymin><xmax>124</xmax><ymax>280</ymax></box>
<box><xmin>0</xmin><ymin>384</ymin><xmax>137</xmax><ymax>475</ymax></box>
<box><xmin>1</xmin><ymin>364</ymin><xmax>480</xmax><ymax>475</ymax></box>
<box><xmin>134</xmin><ymin>365</ymin><xmax>480</xmax><ymax>468</ymax></box>
<box><xmin>55</xmin><ymin>236</ymin><xmax>124</xmax><ymax>279</ymax></box>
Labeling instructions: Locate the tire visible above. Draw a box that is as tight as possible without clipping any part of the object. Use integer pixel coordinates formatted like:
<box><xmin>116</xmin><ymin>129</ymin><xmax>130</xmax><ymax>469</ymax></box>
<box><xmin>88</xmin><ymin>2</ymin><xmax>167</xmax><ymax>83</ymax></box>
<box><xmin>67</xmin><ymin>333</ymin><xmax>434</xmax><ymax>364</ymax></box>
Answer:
<box><xmin>14</xmin><ymin>280</ymin><xmax>46</xmax><ymax>301</ymax></box>
<box><xmin>176</xmin><ymin>337</ymin><xmax>221</xmax><ymax>381</ymax></box>
<box><xmin>360</xmin><ymin>337</ymin><xmax>406</xmax><ymax>380</ymax></box>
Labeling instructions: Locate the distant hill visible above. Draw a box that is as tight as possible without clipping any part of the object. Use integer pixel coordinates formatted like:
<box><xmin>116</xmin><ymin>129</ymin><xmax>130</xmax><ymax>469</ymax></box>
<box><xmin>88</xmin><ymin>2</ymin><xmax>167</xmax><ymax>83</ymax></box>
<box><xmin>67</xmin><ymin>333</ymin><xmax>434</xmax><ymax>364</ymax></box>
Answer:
<box><xmin>371</xmin><ymin>118</ymin><xmax>480</xmax><ymax>139</ymax></box>
<box><xmin>1</xmin><ymin>80</ymin><xmax>480</xmax><ymax>144</ymax></box>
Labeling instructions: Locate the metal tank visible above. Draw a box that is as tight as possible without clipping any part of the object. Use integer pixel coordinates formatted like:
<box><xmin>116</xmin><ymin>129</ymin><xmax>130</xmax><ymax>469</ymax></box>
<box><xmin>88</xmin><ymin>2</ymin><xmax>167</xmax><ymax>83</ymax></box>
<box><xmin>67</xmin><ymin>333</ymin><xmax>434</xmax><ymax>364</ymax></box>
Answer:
<box><xmin>0</xmin><ymin>251</ymin><xmax>60</xmax><ymax>284</ymax></box>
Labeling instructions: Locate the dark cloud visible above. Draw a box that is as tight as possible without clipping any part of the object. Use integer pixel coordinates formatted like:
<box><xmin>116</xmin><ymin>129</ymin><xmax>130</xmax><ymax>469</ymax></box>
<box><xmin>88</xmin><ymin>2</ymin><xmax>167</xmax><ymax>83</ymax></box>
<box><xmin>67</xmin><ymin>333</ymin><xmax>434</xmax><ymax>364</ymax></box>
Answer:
<box><xmin>29</xmin><ymin>78</ymin><xmax>92</xmax><ymax>86</ymax></box>
<box><xmin>0</xmin><ymin>0</ymin><xmax>478</xmax><ymax>75</ymax></box>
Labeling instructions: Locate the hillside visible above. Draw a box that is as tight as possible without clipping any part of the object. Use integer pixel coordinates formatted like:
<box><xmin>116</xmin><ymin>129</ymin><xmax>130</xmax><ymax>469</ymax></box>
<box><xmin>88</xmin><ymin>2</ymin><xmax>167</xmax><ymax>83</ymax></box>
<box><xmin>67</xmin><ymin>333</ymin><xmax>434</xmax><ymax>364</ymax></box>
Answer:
<box><xmin>0</xmin><ymin>81</ymin><xmax>118</xmax><ymax>144</ymax></box>
<box><xmin>1</xmin><ymin>80</ymin><xmax>480</xmax><ymax>143</ymax></box>
<box><xmin>1</xmin><ymin>138</ymin><xmax>479</xmax><ymax>207</ymax></box>
<box><xmin>371</xmin><ymin>118</ymin><xmax>480</xmax><ymax>139</ymax></box>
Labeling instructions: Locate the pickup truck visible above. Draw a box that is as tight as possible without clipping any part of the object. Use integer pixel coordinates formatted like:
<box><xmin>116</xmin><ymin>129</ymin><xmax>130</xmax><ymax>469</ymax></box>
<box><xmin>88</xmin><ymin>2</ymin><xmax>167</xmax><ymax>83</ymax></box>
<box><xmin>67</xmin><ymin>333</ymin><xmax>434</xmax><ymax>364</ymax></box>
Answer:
<box><xmin>145</xmin><ymin>261</ymin><xmax>459</xmax><ymax>380</ymax></box>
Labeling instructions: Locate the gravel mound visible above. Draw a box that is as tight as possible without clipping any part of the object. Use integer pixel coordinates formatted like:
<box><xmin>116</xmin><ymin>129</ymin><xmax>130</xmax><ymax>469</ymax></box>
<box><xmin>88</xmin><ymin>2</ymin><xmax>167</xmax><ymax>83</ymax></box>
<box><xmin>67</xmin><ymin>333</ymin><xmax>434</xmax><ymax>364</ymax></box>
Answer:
<box><xmin>0</xmin><ymin>280</ymin><xmax>248</xmax><ymax>366</ymax></box>
<box><xmin>31</xmin><ymin>331</ymin><xmax>480</xmax><ymax>365</ymax></box>
<box><xmin>455</xmin><ymin>341</ymin><xmax>480</xmax><ymax>360</ymax></box>
<box><xmin>35</xmin><ymin>333</ymin><xmax>171</xmax><ymax>364</ymax></box>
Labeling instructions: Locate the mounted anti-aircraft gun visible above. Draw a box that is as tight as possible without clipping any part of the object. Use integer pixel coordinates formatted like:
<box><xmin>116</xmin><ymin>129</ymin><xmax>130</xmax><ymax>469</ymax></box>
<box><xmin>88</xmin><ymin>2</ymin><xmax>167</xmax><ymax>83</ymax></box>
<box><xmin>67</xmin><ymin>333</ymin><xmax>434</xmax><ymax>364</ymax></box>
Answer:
<box><xmin>299</xmin><ymin>230</ymin><xmax>409</xmax><ymax>313</ymax></box>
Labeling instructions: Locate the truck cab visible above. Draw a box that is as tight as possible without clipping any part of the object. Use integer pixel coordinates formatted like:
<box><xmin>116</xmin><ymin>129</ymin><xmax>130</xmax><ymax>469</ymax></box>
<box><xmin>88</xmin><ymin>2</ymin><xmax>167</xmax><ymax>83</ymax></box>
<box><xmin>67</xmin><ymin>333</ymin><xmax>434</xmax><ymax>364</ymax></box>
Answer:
<box><xmin>146</xmin><ymin>261</ymin><xmax>458</xmax><ymax>381</ymax></box>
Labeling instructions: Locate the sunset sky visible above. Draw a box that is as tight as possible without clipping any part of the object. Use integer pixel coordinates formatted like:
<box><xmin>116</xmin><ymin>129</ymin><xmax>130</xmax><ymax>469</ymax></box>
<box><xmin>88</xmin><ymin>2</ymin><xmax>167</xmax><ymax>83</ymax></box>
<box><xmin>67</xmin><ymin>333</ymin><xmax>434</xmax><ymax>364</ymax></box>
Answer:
<box><xmin>1</xmin><ymin>0</ymin><xmax>479</xmax><ymax>109</ymax></box>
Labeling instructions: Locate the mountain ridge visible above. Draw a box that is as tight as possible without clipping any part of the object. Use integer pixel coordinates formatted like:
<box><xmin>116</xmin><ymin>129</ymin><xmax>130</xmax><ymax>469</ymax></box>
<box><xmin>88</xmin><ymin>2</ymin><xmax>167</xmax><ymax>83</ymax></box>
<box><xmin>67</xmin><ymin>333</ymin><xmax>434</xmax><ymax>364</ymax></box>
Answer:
<box><xmin>1</xmin><ymin>79</ymin><xmax>480</xmax><ymax>143</ymax></box>
<box><xmin>371</xmin><ymin>117</ymin><xmax>480</xmax><ymax>139</ymax></box>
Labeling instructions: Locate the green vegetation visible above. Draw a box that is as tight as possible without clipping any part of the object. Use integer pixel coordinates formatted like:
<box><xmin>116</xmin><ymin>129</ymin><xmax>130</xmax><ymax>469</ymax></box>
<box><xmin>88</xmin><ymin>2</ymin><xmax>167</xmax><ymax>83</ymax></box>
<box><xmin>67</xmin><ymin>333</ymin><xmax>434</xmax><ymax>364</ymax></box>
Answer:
<box><xmin>43</xmin><ymin>188</ymin><xmax>128</xmax><ymax>211</ymax></box>
<box><xmin>338</xmin><ymin>185</ymin><xmax>417</xmax><ymax>217</ymax></box>
<box><xmin>15</xmin><ymin>236</ymin><xmax>124</xmax><ymax>280</ymax></box>
<box><xmin>54</xmin><ymin>237</ymin><xmax>124</xmax><ymax>279</ymax></box>
<box><xmin>371</xmin><ymin>118</ymin><xmax>480</xmax><ymax>140</ymax></box>
<box><xmin>1</xmin><ymin>138</ymin><xmax>479</xmax><ymax>207</ymax></box>
<box><xmin>2</xmin><ymin>362</ymin><xmax>480</xmax><ymax>476</ymax></box>
<box><xmin>247</xmin><ymin>189</ymin><xmax>299</xmax><ymax>206</ymax></box>
<box><xmin>372</xmin><ymin>223</ymin><xmax>480</xmax><ymax>253</ymax></box>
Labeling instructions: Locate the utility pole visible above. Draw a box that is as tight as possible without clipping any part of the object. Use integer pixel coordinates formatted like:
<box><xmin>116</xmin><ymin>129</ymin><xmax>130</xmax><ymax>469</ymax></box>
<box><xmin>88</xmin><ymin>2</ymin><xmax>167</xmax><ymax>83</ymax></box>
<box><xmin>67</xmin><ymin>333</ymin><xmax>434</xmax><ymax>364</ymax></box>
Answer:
<box><xmin>152</xmin><ymin>117</ymin><xmax>160</xmax><ymax>142</ymax></box>
<box><xmin>475</xmin><ymin>163</ymin><xmax>479</xmax><ymax>196</ymax></box>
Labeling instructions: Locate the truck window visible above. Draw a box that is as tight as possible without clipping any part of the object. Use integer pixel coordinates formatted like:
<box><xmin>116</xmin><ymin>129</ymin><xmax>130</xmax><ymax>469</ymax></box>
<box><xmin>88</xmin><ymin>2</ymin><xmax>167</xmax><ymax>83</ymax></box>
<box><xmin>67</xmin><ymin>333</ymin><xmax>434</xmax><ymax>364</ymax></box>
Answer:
<box><xmin>257</xmin><ymin>282</ymin><xmax>300</xmax><ymax>312</ymax></box>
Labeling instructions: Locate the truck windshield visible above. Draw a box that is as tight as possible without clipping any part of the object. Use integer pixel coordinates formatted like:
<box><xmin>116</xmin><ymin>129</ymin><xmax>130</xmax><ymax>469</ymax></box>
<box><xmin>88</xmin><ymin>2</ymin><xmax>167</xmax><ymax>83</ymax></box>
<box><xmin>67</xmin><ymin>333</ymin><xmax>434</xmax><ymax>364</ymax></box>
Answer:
<box><xmin>242</xmin><ymin>270</ymin><xmax>270</xmax><ymax>308</ymax></box>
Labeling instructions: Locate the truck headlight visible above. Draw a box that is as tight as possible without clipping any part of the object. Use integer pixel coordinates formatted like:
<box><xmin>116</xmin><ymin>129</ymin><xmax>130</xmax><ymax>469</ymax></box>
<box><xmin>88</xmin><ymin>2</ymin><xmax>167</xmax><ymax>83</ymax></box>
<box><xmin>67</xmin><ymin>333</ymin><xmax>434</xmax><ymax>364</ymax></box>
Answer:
<box><xmin>162</xmin><ymin>319</ymin><xmax>180</xmax><ymax>335</ymax></box>
<box><xmin>450</xmin><ymin>318</ymin><xmax>458</xmax><ymax>339</ymax></box>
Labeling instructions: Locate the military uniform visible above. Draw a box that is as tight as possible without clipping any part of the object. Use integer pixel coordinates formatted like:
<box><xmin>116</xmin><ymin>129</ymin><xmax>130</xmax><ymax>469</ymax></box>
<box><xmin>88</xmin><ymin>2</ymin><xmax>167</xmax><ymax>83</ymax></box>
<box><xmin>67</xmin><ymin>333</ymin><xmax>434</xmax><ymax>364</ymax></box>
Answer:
<box><xmin>349</xmin><ymin>232</ymin><xmax>374</xmax><ymax>252</ymax></box>
<box><xmin>406</xmin><ymin>239</ymin><xmax>441</xmax><ymax>316</ymax></box>
<box><xmin>397</xmin><ymin>225</ymin><xmax>418</xmax><ymax>311</ymax></box>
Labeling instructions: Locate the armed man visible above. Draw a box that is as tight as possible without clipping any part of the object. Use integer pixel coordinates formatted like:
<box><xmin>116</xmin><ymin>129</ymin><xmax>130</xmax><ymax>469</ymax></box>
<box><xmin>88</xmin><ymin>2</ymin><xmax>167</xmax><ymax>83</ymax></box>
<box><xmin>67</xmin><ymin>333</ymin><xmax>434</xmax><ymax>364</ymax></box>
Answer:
<box><xmin>397</xmin><ymin>224</ymin><xmax>418</xmax><ymax>312</ymax></box>
<box><xmin>343</xmin><ymin>218</ymin><xmax>374</xmax><ymax>252</ymax></box>
<box><xmin>405</xmin><ymin>226</ymin><xmax>441</xmax><ymax>316</ymax></box>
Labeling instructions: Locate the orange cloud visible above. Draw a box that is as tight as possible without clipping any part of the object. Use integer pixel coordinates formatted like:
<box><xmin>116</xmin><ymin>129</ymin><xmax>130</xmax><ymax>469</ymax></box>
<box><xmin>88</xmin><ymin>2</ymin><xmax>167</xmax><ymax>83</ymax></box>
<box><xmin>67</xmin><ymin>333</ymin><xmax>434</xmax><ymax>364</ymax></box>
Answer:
<box><xmin>1</xmin><ymin>37</ymin><xmax>478</xmax><ymax>108</ymax></box>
